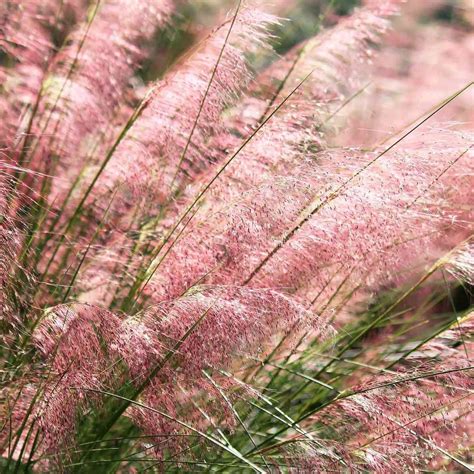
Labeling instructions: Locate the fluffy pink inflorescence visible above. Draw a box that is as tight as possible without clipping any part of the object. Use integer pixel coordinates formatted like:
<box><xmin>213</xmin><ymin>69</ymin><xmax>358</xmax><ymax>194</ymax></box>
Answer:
<box><xmin>119</xmin><ymin>285</ymin><xmax>325</xmax><ymax>453</ymax></box>
<box><xmin>230</xmin><ymin>0</ymin><xmax>402</xmax><ymax>137</ymax></box>
<box><xmin>246</xmin><ymin>129</ymin><xmax>473</xmax><ymax>296</ymax></box>
<box><xmin>32</xmin><ymin>304</ymin><xmax>122</xmax><ymax>449</ymax></box>
<box><xmin>0</xmin><ymin>1</ymin><xmax>88</xmax><ymax>151</ymax></box>
<box><xmin>0</xmin><ymin>0</ymin><xmax>85</xmax><ymax>66</ymax></box>
<box><xmin>0</xmin><ymin>172</ymin><xmax>14</xmax><ymax>318</ymax></box>
<box><xmin>74</xmin><ymin>7</ymin><xmax>278</xmax><ymax>304</ymax></box>
<box><xmin>2</xmin><ymin>1</ymin><xmax>473</xmax><ymax>469</ymax></box>
<box><xmin>145</xmin><ymin>122</ymin><xmax>472</xmax><ymax>311</ymax></box>
<box><xmin>92</xmin><ymin>8</ymin><xmax>278</xmax><ymax>222</ymax></box>
<box><xmin>294</xmin><ymin>313</ymin><xmax>474</xmax><ymax>472</ymax></box>
<box><xmin>0</xmin><ymin>165</ymin><xmax>25</xmax><ymax>324</ymax></box>
<box><xmin>37</xmin><ymin>0</ymin><xmax>175</xmax><ymax>198</ymax></box>
<box><xmin>73</xmin><ymin>2</ymin><xmax>404</xmax><ymax>307</ymax></box>
<box><xmin>31</xmin><ymin>286</ymin><xmax>323</xmax><ymax>452</ymax></box>
<box><xmin>336</xmin><ymin>7</ymin><xmax>474</xmax><ymax>148</ymax></box>
<box><xmin>131</xmin><ymin>2</ymin><xmax>406</xmax><ymax>303</ymax></box>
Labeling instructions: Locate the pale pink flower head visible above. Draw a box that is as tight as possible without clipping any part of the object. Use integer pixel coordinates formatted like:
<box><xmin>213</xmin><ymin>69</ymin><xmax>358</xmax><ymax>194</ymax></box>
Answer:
<box><xmin>0</xmin><ymin>166</ymin><xmax>25</xmax><ymax>324</ymax></box>
<box><xmin>32</xmin><ymin>304</ymin><xmax>122</xmax><ymax>449</ymax></box>
<box><xmin>29</xmin><ymin>286</ymin><xmax>325</xmax><ymax>455</ymax></box>
<box><xmin>307</xmin><ymin>314</ymin><xmax>473</xmax><ymax>471</ymax></box>
<box><xmin>42</xmin><ymin>0</ymin><xmax>175</xmax><ymax>199</ymax></box>
<box><xmin>93</xmin><ymin>7</ymin><xmax>278</xmax><ymax>224</ymax></box>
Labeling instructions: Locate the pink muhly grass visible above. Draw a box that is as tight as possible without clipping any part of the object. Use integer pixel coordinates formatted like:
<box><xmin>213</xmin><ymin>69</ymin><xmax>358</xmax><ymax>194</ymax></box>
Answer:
<box><xmin>36</xmin><ymin>0</ymin><xmax>176</xmax><ymax>195</ymax></box>
<box><xmin>0</xmin><ymin>166</ymin><xmax>26</xmax><ymax>325</ymax></box>
<box><xmin>145</xmin><ymin>124</ymin><xmax>472</xmax><ymax>309</ymax></box>
<box><xmin>132</xmin><ymin>2</ymin><xmax>405</xmax><ymax>303</ymax></box>
<box><xmin>32</xmin><ymin>304</ymin><xmax>122</xmax><ymax>450</ymax></box>
<box><xmin>0</xmin><ymin>171</ymin><xmax>16</xmax><ymax>319</ymax></box>
<box><xmin>92</xmin><ymin>8</ymin><xmax>278</xmax><ymax>223</ymax></box>
<box><xmin>0</xmin><ymin>0</ymin><xmax>83</xmax><ymax>66</ymax></box>
<box><xmin>33</xmin><ymin>1</ymin><xmax>402</xmax><ymax>307</ymax></box>
<box><xmin>124</xmin><ymin>286</ymin><xmax>324</xmax><ymax>446</ymax></box>
<box><xmin>73</xmin><ymin>7</ymin><xmax>278</xmax><ymax>304</ymax></box>
<box><xmin>29</xmin><ymin>286</ymin><xmax>324</xmax><ymax>454</ymax></box>
<box><xmin>245</xmin><ymin>129</ymin><xmax>473</xmax><ymax>296</ymax></box>
<box><xmin>301</xmin><ymin>314</ymin><xmax>474</xmax><ymax>472</ymax></box>
<box><xmin>0</xmin><ymin>1</ymin><xmax>88</xmax><ymax>151</ymax></box>
<box><xmin>5</xmin><ymin>0</ymin><xmax>177</xmax><ymax>294</ymax></box>
<box><xmin>232</xmin><ymin>0</ymin><xmax>402</xmax><ymax>136</ymax></box>
<box><xmin>336</xmin><ymin>9</ymin><xmax>474</xmax><ymax>148</ymax></box>
<box><xmin>1</xmin><ymin>1</ymin><xmax>473</xmax><ymax>471</ymax></box>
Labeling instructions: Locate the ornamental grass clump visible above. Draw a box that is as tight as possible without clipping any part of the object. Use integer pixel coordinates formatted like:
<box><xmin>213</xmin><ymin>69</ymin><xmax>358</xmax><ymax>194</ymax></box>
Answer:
<box><xmin>0</xmin><ymin>0</ymin><xmax>473</xmax><ymax>472</ymax></box>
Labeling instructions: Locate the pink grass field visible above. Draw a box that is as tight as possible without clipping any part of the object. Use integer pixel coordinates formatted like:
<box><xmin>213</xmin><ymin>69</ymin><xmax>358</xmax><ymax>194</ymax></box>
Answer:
<box><xmin>1</xmin><ymin>0</ymin><xmax>473</xmax><ymax>472</ymax></box>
